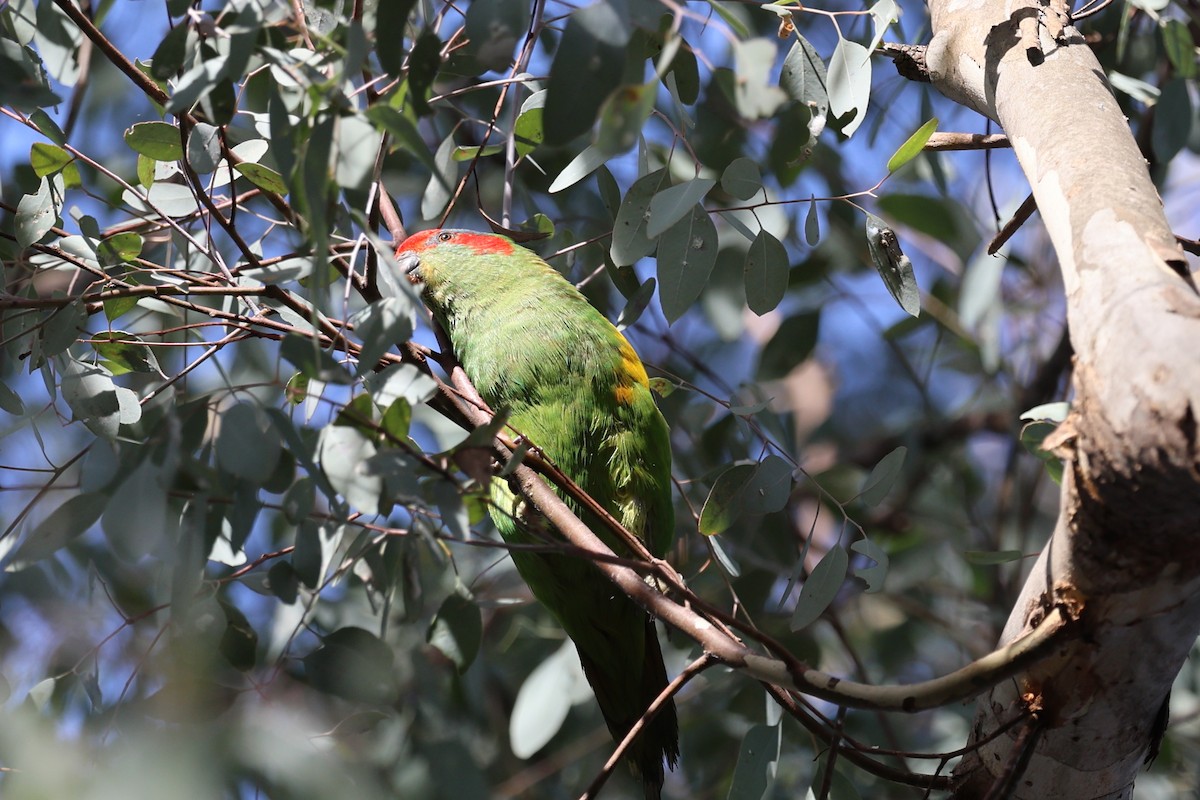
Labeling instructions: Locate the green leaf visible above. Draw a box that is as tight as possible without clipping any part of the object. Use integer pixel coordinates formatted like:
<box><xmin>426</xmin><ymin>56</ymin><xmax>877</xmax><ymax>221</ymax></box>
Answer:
<box><xmin>698</xmin><ymin>456</ymin><xmax>792</xmax><ymax>538</ymax></box>
<box><xmin>1021</xmin><ymin>421</ymin><xmax>1064</xmax><ymax>484</ymax></box>
<box><xmin>963</xmin><ymin>549</ymin><xmax>1025</xmax><ymax>566</ymax></box>
<box><xmin>699</xmin><ymin>462</ymin><xmax>755</xmax><ymax>536</ymax></box>
<box><xmin>610</xmin><ymin>168</ymin><xmax>670</xmax><ymax>266</ymax></box>
<box><xmin>757</xmin><ymin>311</ymin><xmax>820</xmax><ymax>380</ymax></box>
<box><xmin>103</xmin><ymin>293</ymin><xmax>140</xmax><ymax>322</ymax></box>
<box><xmin>887</xmin><ymin>117</ymin><xmax>938</xmax><ymax>173</ymax></box>
<box><xmin>744</xmin><ymin>229</ymin><xmax>789</xmax><ymax>315</ymax></box>
<box><xmin>233</xmin><ymin>162</ymin><xmax>288</xmax><ymax>194</ymax></box>
<box><xmin>790</xmin><ymin>545</ymin><xmax>848</xmax><ymax>630</ymax></box>
<box><xmin>721</xmin><ymin>157</ymin><xmax>762</xmax><ymax>200</ymax></box>
<box><xmin>96</xmin><ymin>232</ymin><xmax>143</xmax><ymax>267</ymax></box>
<box><xmin>513</xmin><ymin>94</ymin><xmax>545</xmax><ymax>157</ymax></box>
<box><xmin>858</xmin><ymin>446</ymin><xmax>905</xmax><ymax>506</ymax></box>
<box><xmin>217</xmin><ymin>402</ymin><xmax>283</xmax><ymax>483</ymax></box>
<box><xmin>544</xmin><ymin>0</ymin><xmax>629</xmax><ymax>144</ymax></box>
<box><xmin>864</xmin><ymin>213</ymin><xmax>919</xmax><ymax>317</ymax></box>
<box><xmin>647</xmin><ymin>178</ymin><xmax>715</xmax><ymax>238</ymax></box>
<box><xmin>380</xmin><ymin>398</ymin><xmax>412</xmax><ymax>441</ymax></box>
<box><xmin>30</xmin><ymin>109</ymin><xmax>66</xmax><ymax>145</ymax></box>
<box><xmin>136</xmin><ymin>154</ymin><xmax>155</xmax><ymax>188</ymax></box>
<box><xmin>29</xmin><ymin>142</ymin><xmax>71</xmax><ymax>177</ymax></box>
<box><xmin>92</xmin><ymin>331</ymin><xmax>161</xmax><ymax>375</ymax></box>
<box><xmin>427</xmin><ymin>592</ymin><xmax>483</xmax><ymax>673</ymax></box>
<box><xmin>656</xmin><ymin>203</ymin><xmax>718</xmax><ymax>323</ymax></box>
<box><xmin>123</xmin><ymin>121</ymin><xmax>183</xmax><ymax>161</ymax></box>
<box><xmin>1161</xmin><ymin>19</ymin><xmax>1197</xmax><ymax>79</ymax></box>
<box><xmin>452</xmin><ymin>144</ymin><xmax>504</xmax><ymax>161</ymax></box>
<box><xmin>303</xmin><ymin>627</ymin><xmax>397</xmax><ymax>704</ymax></box>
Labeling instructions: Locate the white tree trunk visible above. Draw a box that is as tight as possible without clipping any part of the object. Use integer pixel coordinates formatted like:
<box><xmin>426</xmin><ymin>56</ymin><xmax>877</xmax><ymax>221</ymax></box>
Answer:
<box><xmin>925</xmin><ymin>2</ymin><xmax>1200</xmax><ymax>798</ymax></box>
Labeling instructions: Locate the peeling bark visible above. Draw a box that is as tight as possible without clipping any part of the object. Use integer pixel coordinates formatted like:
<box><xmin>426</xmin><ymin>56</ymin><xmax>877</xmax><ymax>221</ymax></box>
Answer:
<box><xmin>926</xmin><ymin>1</ymin><xmax>1200</xmax><ymax>797</ymax></box>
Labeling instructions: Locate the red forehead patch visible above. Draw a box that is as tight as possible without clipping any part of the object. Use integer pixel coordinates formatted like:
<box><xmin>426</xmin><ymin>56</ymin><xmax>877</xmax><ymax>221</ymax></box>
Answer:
<box><xmin>395</xmin><ymin>229</ymin><xmax>515</xmax><ymax>256</ymax></box>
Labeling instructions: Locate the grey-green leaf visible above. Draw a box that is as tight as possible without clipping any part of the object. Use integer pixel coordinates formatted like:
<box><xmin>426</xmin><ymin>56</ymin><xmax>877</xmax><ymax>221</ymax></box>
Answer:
<box><xmin>60</xmin><ymin>356</ymin><xmax>141</xmax><ymax>439</ymax></box>
<box><xmin>744</xmin><ymin>229</ymin><xmax>789</xmax><ymax>315</ymax></box>
<box><xmin>864</xmin><ymin>213</ymin><xmax>920</xmax><ymax>317</ymax></box>
<box><xmin>427</xmin><ymin>592</ymin><xmax>483</xmax><ymax>673</ymax></box>
<box><xmin>509</xmin><ymin>641</ymin><xmax>591</xmax><ymax>758</ymax></box>
<box><xmin>720</xmin><ymin>157</ymin><xmax>762</xmax><ymax>201</ymax></box>
<box><xmin>543</xmin><ymin>0</ymin><xmax>629</xmax><ymax>145</ymax></box>
<box><xmin>6</xmin><ymin>492</ymin><xmax>107</xmax><ymax>567</ymax></box>
<box><xmin>217</xmin><ymin>402</ymin><xmax>282</xmax><ymax>482</ymax></box>
<box><xmin>303</xmin><ymin>627</ymin><xmax>397</xmax><ymax>704</ymax></box>
<box><xmin>548</xmin><ymin>144</ymin><xmax>608</xmax><ymax>194</ymax></box>
<box><xmin>352</xmin><ymin>297</ymin><xmax>416</xmax><ymax>374</ymax></box>
<box><xmin>827</xmin><ymin>37</ymin><xmax>872</xmax><ymax>137</ymax></box>
<box><xmin>317</xmin><ymin>423</ymin><xmax>383</xmax><ymax>515</ymax></box>
<box><xmin>727</xmin><ymin>724</ymin><xmax>780</xmax><ymax>800</ymax></box>
<box><xmin>790</xmin><ymin>545</ymin><xmax>848</xmax><ymax>631</ymax></box>
<box><xmin>757</xmin><ymin>311</ymin><xmax>820</xmax><ymax>380</ymax></box>
<box><xmin>656</xmin><ymin>203</ymin><xmax>718</xmax><ymax>323</ymax></box>
<box><xmin>859</xmin><ymin>445</ymin><xmax>905</xmax><ymax>507</ymax></box>
<box><xmin>610</xmin><ymin>168</ymin><xmax>669</xmax><ymax>266</ymax></box>
<box><xmin>851</xmin><ymin>538</ymin><xmax>889</xmax><ymax>593</ymax></box>
<box><xmin>16</xmin><ymin>175</ymin><xmax>59</xmax><ymax>248</ymax></box>
<box><xmin>647</xmin><ymin>177</ymin><xmax>715</xmax><ymax>238</ymax></box>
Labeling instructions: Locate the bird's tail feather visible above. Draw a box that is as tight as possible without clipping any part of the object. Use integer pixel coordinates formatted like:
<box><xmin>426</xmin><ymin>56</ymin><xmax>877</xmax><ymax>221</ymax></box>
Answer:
<box><xmin>577</xmin><ymin>618</ymin><xmax>679</xmax><ymax>799</ymax></box>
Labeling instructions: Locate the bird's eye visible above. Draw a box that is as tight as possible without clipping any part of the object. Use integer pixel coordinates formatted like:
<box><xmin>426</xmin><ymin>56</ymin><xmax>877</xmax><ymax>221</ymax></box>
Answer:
<box><xmin>437</xmin><ymin>232</ymin><xmax>453</xmax><ymax>242</ymax></box>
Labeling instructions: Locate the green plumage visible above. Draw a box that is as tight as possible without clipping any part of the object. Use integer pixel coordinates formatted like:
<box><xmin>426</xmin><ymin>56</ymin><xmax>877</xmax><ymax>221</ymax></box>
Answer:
<box><xmin>396</xmin><ymin>229</ymin><xmax>678</xmax><ymax>797</ymax></box>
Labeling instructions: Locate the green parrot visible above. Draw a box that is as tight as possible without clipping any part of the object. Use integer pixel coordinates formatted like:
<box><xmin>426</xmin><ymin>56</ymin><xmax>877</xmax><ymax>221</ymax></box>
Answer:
<box><xmin>394</xmin><ymin>228</ymin><xmax>679</xmax><ymax>797</ymax></box>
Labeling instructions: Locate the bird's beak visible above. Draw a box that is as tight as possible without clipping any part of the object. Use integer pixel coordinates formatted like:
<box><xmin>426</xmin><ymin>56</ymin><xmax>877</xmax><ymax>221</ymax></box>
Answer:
<box><xmin>395</xmin><ymin>252</ymin><xmax>422</xmax><ymax>285</ymax></box>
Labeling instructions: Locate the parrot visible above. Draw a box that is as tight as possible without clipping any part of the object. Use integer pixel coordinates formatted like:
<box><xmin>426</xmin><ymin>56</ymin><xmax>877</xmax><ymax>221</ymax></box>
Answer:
<box><xmin>393</xmin><ymin>228</ymin><xmax>679</xmax><ymax>798</ymax></box>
